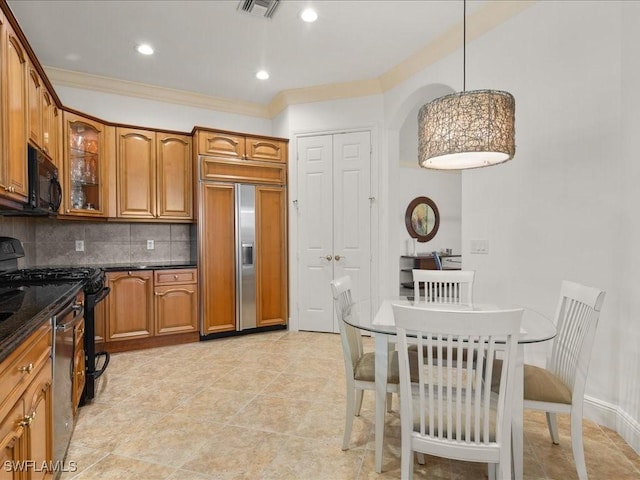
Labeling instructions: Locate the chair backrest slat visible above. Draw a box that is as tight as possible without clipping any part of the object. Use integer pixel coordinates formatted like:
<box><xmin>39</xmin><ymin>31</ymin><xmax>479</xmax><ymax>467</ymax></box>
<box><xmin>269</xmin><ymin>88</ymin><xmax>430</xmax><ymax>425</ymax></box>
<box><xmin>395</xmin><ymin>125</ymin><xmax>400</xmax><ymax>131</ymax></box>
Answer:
<box><xmin>412</xmin><ymin>270</ymin><xmax>475</xmax><ymax>305</ymax></box>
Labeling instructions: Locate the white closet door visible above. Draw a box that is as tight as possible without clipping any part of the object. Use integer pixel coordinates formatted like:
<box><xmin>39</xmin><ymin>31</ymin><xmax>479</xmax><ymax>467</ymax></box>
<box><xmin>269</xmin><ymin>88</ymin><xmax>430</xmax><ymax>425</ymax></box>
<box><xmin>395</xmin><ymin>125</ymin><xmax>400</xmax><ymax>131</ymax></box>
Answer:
<box><xmin>333</xmin><ymin>131</ymin><xmax>372</xmax><ymax>325</ymax></box>
<box><xmin>297</xmin><ymin>131</ymin><xmax>372</xmax><ymax>333</ymax></box>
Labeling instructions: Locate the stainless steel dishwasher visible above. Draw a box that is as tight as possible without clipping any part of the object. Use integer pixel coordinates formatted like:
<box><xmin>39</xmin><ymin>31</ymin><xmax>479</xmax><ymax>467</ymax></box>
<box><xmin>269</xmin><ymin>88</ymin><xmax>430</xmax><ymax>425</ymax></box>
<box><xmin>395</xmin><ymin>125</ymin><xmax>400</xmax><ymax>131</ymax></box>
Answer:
<box><xmin>53</xmin><ymin>292</ymin><xmax>84</xmax><ymax>475</ymax></box>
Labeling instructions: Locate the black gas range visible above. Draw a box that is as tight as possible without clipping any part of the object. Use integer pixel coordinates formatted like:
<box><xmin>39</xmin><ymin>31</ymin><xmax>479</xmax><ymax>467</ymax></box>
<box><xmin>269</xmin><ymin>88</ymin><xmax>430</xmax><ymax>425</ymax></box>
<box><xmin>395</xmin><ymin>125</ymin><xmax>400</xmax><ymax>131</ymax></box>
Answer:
<box><xmin>0</xmin><ymin>237</ymin><xmax>110</xmax><ymax>404</ymax></box>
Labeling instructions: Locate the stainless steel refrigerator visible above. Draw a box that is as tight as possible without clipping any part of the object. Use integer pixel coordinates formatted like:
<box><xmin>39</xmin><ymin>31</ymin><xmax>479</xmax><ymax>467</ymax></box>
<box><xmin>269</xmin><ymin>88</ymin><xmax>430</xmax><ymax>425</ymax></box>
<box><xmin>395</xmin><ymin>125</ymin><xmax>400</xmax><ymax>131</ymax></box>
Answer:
<box><xmin>236</xmin><ymin>183</ymin><xmax>257</xmax><ymax>331</ymax></box>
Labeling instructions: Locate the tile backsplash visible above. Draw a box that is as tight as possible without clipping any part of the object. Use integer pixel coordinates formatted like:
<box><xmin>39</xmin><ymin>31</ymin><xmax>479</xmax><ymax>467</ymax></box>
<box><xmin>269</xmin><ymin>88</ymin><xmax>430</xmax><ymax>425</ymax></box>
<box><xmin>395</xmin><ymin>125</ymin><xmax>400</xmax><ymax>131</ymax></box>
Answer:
<box><xmin>0</xmin><ymin>216</ymin><xmax>196</xmax><ymax>267</ymax></box>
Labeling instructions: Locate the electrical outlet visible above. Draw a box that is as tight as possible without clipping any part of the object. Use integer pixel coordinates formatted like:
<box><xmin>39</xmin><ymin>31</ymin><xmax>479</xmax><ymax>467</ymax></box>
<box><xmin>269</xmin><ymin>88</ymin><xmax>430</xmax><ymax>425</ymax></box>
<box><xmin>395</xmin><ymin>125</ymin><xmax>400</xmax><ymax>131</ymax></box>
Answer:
<box><xmin>146</xmin><ymin>239</ymin><xmax>155</xmax><ymax>250</ymax></box>
<box><xmin>75</xmin><ymin>240</ymin><xmax>84</xmax><ymax>252</ymax></box>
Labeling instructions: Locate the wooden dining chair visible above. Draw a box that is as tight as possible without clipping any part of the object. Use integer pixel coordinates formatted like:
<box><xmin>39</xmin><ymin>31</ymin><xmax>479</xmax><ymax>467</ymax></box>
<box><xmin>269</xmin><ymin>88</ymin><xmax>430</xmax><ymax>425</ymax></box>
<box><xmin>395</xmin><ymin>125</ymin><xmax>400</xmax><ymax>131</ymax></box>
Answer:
<box><xmin>393</xmin><ymin>303</ymin><xmax>523</xmax><ymax>480</ymax></box>
<box><xmin>412</xmin><ymin>269</ymin><xmax>475</xmax><ymax>305</ymax></box>
<box><xmin>330</xmin><ymin>276</ymin><xmax>398</xmax><ymax>450</ymax></box>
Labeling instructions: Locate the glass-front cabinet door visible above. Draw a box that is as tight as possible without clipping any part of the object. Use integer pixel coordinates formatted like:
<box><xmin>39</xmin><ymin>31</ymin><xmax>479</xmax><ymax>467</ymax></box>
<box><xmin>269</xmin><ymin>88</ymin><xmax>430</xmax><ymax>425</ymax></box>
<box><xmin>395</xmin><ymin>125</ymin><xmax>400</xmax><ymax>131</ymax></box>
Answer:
<box><xmin>63</xmin><ymin>112</ymin><xmax>111</xmax><ymax>217</ymax></box>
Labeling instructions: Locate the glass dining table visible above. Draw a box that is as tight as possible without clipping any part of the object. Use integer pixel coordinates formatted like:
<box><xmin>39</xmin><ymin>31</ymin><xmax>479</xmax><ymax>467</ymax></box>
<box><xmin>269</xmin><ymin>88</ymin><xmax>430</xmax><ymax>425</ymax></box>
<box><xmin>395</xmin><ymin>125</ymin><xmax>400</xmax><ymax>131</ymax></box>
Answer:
<box><xmin>343</xmin><ymin>297</ymin><xmax>557</xmax><ymax>479</ymax></box>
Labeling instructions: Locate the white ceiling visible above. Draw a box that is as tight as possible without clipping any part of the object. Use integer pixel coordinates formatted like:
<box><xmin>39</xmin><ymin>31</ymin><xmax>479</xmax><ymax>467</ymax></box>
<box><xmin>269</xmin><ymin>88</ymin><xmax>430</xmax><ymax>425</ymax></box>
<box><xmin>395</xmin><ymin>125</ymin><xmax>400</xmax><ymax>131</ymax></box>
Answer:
<box><xmin>6</xmin><ymin>0</ymin><xmax>477</xmax><ymax>106</ymax></box>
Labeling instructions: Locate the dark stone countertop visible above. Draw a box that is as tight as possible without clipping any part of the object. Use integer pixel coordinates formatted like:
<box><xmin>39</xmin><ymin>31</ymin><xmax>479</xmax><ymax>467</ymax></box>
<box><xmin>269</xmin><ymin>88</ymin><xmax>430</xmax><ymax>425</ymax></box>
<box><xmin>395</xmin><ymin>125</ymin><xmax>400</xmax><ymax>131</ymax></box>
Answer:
<box><xmin>0</xmin><ymin>282</ymin><xmax>83</xmax><ymax>364</ymax></box>
<box><xmin>100</xmin><ymin>262</ymin><xmax>197</xmax><ymax>272</ymax></box>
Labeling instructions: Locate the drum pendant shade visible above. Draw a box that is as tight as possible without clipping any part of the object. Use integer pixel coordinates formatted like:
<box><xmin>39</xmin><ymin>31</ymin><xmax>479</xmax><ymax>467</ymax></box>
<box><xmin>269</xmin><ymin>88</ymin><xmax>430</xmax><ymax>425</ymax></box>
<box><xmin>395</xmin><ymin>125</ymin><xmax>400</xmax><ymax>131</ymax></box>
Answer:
<box><xmin>418</xmin><ymin>89</ymin><xmax>515</xmax><ymax>170</ymax></box>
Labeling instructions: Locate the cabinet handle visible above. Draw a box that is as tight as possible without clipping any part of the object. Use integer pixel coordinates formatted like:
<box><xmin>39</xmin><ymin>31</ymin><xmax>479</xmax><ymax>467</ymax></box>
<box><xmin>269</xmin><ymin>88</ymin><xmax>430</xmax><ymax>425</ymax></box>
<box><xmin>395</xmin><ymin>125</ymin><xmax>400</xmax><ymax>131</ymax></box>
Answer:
<box><xmin>19</xmin><ymin>411</ymin><xmax>36</xmax><ymax>427</ymax></box>
<box><xmin>19</xmin><ymin>363</ymin><xmax>34</xmax><ymax>374</ymax></box>
<box><xmin>77</xmin><ymin>328</ymin><xmax>85</xmax><ymax>335</ymax></box>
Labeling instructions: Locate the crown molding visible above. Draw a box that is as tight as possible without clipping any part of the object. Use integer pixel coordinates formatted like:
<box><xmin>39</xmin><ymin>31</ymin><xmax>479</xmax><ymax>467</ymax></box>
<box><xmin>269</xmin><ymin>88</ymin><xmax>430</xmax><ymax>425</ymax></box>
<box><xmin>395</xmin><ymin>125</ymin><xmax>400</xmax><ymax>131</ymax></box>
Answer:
<box><xmin>45</xmin><ymin>66</ymin><xmax>271</xmax><ymax>118</ymax></box>
<box><xmin>45</xmin><ymin>1</ymin><xmax>535</xmax><ymax>120</ymax></box>
<box><xmin>267</xmin><ymin>78</ymin><xmax>383</xmax><ymax>117</ymax></box>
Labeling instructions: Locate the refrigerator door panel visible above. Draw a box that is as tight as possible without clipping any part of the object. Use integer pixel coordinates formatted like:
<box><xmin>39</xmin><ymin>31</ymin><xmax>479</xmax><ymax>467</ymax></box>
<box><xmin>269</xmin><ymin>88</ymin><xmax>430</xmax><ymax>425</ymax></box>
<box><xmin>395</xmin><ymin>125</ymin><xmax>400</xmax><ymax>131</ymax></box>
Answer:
<box><xmin>237</xmin><ymin>184</ymin><xmax>256</xmax><ymax>330</ymax></box>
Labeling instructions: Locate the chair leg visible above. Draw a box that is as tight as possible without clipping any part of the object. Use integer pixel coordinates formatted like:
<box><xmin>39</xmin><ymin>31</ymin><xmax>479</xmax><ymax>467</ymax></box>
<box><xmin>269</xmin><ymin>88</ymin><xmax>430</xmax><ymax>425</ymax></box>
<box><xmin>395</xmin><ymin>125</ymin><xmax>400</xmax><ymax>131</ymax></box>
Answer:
<box><xmin>546</xmin><ymin>412</ymin><xmax>561</xmax><ymax>444</ymax></box>
<box><xmin>570</xmin><ymin>411</ymin><xmax>588</xmax><ymax>480</ymax></box>
<box><xmin>400</xmin><ymin>448</ymin><xmax>413</xmax><ymax>480</ymax></box>
<box><xmin>355</xmin><ymin>389</ymin><xmax>364</xmax><ymax>416</ymax></box>
<box><xmin>416</xmin><ymin>452</ymin><xmax>425</xmax><ymax>465</ymax></box>
<box><xmin>342</xmin><ymin>387</ymin><xmax>356</xmax><ymax>450</ymax></box>
<box><xmin>488</xmin><ymin>463</ymin><xmax>496</xmax><ymax>480</ymax></box>
<box><xmin>386</xmin><ymin>392</ymin><xmax>393</xmax><ymax>412</ymax></box>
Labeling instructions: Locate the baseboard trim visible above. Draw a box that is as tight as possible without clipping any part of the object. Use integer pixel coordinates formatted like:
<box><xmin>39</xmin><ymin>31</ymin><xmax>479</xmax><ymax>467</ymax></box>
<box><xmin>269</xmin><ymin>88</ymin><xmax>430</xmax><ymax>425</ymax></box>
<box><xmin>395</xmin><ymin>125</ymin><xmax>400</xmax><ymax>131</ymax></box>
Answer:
<box><xmin>584</xmin><ymin>395</ymin><xmax>640</xmax><ymax>454</ymax></box>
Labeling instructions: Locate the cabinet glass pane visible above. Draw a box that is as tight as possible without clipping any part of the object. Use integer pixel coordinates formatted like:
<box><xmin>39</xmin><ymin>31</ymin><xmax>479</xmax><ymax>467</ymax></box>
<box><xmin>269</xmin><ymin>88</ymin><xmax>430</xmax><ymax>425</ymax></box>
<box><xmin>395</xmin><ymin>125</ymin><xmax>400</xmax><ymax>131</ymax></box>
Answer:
<box><xmin>69</xmin><ymin>122</ymin><xmax>101</xmax><ymax>211</ymax></box>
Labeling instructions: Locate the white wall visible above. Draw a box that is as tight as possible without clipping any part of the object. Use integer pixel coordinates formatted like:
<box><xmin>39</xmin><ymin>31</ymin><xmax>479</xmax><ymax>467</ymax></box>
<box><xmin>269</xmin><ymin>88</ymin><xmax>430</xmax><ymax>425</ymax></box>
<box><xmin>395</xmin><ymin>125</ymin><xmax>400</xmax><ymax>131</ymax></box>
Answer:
<box><xmin>619</xmin><ymin>0</ymin><xmax>640</xmax><ymax>452</ymax></box>
<box><xmin>54</xmin><ymin>85</ymin><xmax>272</xmax><ymax>135</ymax></box>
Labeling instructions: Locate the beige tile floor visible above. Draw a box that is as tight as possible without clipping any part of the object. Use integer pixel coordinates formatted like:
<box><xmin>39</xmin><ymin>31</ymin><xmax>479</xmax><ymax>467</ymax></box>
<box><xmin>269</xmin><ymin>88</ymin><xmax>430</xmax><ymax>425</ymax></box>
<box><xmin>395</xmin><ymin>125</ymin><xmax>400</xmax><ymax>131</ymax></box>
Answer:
<box><xmin>61</xmin><ymin>330</ymin><xmax>640</xmax><ymax>480</ymax></box>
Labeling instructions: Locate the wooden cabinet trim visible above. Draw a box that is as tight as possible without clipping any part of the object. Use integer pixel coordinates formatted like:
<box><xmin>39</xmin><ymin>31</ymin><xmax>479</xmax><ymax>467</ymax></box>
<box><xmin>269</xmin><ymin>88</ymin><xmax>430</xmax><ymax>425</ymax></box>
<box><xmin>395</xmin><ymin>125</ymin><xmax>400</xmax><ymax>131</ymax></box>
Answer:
<box><xmin>199</xmin><ymin>157</ymin><xmax>286</xmax><ymax>185</ymax></box>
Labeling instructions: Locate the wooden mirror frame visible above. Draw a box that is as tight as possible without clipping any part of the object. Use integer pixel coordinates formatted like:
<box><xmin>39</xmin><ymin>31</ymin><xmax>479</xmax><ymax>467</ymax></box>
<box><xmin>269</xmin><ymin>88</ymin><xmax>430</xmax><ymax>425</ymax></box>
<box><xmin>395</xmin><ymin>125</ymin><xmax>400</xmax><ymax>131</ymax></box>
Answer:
<box><xmin>405</xmin><ymin>196</ymin><xmax>440</xmax><ymax>242</ymax></box>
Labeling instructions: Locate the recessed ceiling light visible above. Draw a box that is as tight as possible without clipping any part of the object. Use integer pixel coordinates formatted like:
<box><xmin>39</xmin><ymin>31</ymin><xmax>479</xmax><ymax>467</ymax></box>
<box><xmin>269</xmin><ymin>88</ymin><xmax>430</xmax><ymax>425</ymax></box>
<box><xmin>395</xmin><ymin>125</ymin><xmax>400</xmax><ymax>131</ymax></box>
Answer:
<box><xmin>136</xmin><ymin>44</ymin><xmax>154</xmax><ymax>55</ymax></box>
<box><xmin>300</xmin><ymin>8</ymin><xmax>318</xmax><ymax>23</ymax></box>
<box><xmin>256</xmin><ymin>70</ymin><xmax>270</xmax><ymax>80</ymax></box>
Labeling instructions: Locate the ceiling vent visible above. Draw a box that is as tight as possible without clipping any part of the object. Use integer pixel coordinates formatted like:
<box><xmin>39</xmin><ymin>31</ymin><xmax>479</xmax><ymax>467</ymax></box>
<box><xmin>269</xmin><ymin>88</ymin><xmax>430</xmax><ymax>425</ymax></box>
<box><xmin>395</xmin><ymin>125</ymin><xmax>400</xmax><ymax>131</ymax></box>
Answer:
<box><xmin>237</xmin><ymin>0</ymin><xmax>280</xmax><ymax>19</ymax></box>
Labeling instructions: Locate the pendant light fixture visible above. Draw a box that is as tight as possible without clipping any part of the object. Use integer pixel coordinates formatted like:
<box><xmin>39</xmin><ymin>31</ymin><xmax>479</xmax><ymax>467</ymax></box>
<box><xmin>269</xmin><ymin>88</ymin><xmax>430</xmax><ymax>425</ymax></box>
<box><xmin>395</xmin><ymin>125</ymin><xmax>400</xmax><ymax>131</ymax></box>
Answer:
<box><xmin>418</xmin><ymin>1</ymin><xmax>515</xmax><ymax>170</ymax></box>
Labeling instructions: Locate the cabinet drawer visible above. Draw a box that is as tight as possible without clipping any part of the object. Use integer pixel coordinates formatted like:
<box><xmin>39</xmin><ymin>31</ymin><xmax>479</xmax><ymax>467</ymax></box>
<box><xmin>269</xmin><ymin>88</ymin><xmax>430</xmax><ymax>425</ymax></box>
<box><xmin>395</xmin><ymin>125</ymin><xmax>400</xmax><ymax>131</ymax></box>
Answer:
<box><xmin>200</xmin><ymin>157</ymin><xmax>286</xmax><ymax>185</ymax></box>
<box><xmin>154</xmin><ymin>268</ymin><xmax>197</xmax><ymax>285</ymax></box>
<box><xmin>0</xmin><ymin>322</ymin><xmax>51</xmax><ymax>418</ymax></box>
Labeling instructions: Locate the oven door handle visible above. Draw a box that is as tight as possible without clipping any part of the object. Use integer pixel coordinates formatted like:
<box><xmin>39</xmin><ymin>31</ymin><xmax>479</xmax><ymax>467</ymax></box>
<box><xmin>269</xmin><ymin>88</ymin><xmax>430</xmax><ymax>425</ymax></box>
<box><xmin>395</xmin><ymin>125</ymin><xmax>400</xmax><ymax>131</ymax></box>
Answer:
<box><xmin>92</xmin><ymin>287</ymin><xmax>111</xmax><ymax>306</ymax></box>
<box><xmin>55</xmin><ymin>303</ymin><xmax>84</xmax><ymax>332</ymax></box>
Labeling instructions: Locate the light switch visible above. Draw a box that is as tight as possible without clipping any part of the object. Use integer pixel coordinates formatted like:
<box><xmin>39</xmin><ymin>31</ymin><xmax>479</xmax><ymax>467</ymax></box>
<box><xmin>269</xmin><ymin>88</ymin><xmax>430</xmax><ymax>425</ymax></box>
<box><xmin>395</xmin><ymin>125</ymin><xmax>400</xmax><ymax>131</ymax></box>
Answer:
<box><xmin>147</xmin><ymin>239</ymin><xmax>155</xmax><ymax>250</ymax></box>
<box><xmin>75</xmin><ymin>240</ymin><xmax>84</xmax><ymax>252</ymax></box>
<box><xmin>470</xmin><ymin>239</ymin><xmax>489</xmax><ymax>254</ymax></box>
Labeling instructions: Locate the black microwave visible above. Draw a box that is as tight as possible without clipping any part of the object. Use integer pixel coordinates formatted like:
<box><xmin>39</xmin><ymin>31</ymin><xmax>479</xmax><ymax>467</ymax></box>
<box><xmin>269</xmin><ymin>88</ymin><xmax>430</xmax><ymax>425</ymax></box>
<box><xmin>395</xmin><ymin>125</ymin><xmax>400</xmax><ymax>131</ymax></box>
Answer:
<box><xmin>27</xmin><ymin>144</ymin><xmax>62</xmax><ymax>215</ymax></box>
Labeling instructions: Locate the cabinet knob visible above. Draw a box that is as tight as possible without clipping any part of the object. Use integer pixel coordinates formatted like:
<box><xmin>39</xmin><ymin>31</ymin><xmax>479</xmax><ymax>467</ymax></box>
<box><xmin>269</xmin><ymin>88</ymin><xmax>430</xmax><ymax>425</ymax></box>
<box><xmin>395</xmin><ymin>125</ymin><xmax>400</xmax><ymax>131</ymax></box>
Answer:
<box><xmin>320</xmin><ymin>255</ymin><xmax>332</xmax><ymax>261</ymax></box>
<box><xmin>18</xmin><ymin>363</ymin><xmax>34</xmax><ymax>374</ymax></box>
<box><xmin>174</xmin><ymin>275</ymin><xmax>179</xmax><ymax>280</ymax></box>
<box><xmin>128</xmin><ymin>271</ymin><xmax>132</xmax><ymax>275</ymax></box>
<box><xmin>335</xmin><ymin>255</ymin><xmax>343</xmax><ymax>261</ymax></box>
<box><xmin>19</xmin><ymin>411</ymin><xmax>36</xmax><ymax>427</ymax></box>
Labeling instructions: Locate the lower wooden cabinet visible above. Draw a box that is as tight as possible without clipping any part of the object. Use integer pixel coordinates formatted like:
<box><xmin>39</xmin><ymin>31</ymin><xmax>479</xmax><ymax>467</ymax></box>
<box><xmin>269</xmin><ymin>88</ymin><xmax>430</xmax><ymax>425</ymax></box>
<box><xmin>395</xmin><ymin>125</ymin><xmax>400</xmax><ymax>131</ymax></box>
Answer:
<box><xmin>154</xmin><ymin>269</ymin><xmax>198</xmax><ymax>335</ymax></box>
<box><xmin>105</xmin><ymin>270</ymin><xmax>154</xmax><ymax>341</ymax></box>
<box><xmin>101</xmin><ymin>268</ymin><xmax>198</xmax><ymax>352</ymax></box>
<box><xmin>0</xmin><ymin>323</ymin><xmax>53</xmax><ymax>480</ymax></box>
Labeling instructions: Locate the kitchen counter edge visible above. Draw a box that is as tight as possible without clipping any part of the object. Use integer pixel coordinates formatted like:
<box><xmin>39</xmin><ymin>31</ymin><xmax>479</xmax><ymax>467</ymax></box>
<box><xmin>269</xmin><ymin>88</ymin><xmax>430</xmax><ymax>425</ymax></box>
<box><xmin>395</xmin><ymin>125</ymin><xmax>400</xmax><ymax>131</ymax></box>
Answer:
<box><xmin>0</xmin><ymin>282</ymin><xmax>83</xmax><ymax>364</ymax></box>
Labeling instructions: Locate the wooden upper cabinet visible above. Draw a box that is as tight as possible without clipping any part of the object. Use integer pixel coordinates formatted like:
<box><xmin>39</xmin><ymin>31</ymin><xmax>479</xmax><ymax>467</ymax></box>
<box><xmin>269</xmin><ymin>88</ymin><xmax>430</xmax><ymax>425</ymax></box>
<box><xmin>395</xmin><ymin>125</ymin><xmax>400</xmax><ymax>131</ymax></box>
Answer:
<box><xmin>197</xmin><ymin>131</ymin><xmax>244</xmax><ymax>159</ymax></box>
<box><xmin>116</xmin><ymin>128</ymin><xmax>193</xmax><ymax>220</ymax></box>
<box><xmin>246</xmin><ymin>137</ymin><xmax>287</xmax><ymax>163</ymax></box>
<box><xmin>41</xmin><ymin>90</ymin><xmax>59</xmax><ymax>166</ymax></box>
<box><xmin>196</xmin><ymin>130</ymin><xmax>287</xmax><ymax>164</ymax></box>
<box><xmin>27</xmin><ymin>62</ymin><xmax>42</xmax><ymax>148</ymax></box>
<box><xmin>2</xmin><ymin>28</ymin><xmax>28</xmax><ymax>202</ymax></box>
<box><xmin>63</xmin><ymin>111</ymin><xmax>112</xmax><ymax>217</ymax></box>
<box><xmin>116</xmin><ymin>127</ymin><xmax>156</xmax><ymax>219</ymax></box>
<box><xmin>157</xmin><ymin>133</ymin><xmax>192</xmax><ymax>219</ymax></box>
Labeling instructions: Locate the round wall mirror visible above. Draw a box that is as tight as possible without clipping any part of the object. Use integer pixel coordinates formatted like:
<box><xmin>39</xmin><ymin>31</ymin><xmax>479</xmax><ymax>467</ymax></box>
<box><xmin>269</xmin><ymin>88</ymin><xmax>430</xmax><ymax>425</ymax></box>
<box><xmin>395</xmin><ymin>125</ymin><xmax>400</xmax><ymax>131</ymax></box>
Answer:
<box><xmin>405</xmin><ymin>196</ymin><xmax>440</xmax><ymax>242</ymax></box>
